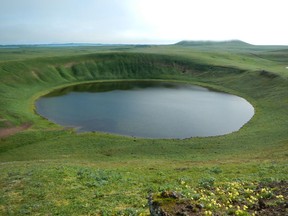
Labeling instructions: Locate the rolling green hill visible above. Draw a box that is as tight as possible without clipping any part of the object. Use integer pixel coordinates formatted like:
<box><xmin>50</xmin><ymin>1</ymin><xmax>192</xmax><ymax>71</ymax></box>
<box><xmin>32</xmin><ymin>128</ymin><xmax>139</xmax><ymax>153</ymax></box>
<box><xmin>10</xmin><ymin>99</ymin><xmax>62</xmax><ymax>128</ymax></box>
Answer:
<box><xmin>0</xmin><ymin>43</ymin><xmax>287</xmax><ymax>215</ymax></box>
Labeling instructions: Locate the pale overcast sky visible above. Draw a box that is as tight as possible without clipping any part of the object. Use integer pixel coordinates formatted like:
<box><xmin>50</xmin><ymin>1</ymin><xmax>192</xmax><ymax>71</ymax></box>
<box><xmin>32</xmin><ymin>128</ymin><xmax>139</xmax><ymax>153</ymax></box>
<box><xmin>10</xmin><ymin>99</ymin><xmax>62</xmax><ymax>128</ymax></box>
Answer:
<box><xmin>0</xmin><ymin>0</ymin><xmax>287</xmax><ymax>45</ymax></box>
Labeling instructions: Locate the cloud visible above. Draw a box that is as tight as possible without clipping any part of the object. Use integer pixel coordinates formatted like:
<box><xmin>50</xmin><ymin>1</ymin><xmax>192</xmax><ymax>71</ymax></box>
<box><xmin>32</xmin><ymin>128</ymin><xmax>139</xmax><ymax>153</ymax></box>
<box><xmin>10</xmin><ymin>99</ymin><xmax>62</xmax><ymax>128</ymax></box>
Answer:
<box><xmin>0</xmin><ymin>0</ymin><xmax>287</xmax><ymax>44</ymax></box>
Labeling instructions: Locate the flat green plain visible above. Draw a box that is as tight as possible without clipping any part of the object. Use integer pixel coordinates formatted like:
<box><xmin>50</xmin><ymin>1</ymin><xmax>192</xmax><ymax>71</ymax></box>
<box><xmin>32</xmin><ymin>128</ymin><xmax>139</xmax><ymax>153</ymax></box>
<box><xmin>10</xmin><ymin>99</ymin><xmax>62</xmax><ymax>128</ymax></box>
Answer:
<box><xmin>0</xmin><ymin>41</ymin><xmax>287</xmax><ymax>215</ymax></box>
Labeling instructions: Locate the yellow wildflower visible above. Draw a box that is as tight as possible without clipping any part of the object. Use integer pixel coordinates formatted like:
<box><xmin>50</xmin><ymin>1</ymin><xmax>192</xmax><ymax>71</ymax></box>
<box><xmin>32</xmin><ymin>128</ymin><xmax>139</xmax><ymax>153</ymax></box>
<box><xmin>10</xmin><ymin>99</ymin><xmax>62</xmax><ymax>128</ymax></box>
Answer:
<box><xmin>276</xmin><ymin>194</ymin><xmax>284</xmax><ymax>200</ymax></box>
<box><xmin>204</xmin><ymin>210</ymin><xmax>212</xmax><ymax>216</ymax></box>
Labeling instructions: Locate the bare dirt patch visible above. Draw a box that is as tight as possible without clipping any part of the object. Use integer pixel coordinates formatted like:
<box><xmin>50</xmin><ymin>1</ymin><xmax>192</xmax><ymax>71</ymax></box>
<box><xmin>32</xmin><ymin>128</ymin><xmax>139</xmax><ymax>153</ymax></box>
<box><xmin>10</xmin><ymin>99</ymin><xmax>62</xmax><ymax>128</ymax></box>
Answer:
<box><xmin>149</xmin><ymin>181</ymin><xmax>288</xmax><ymax>216</ymax></box>
<box><xmin>0</xmin><ymin>123</ymin><xmax>31</xmax><ymax>138</ymax></box>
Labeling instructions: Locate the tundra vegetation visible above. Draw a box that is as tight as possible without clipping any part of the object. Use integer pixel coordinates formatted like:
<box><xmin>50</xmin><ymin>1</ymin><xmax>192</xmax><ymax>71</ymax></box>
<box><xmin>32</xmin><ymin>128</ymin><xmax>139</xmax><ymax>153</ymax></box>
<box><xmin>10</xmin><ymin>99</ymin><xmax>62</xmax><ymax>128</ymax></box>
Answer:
<box><xmin>0</xmin><ymin>41</ymin><xmax>287</xmax><ymax>215</ymax></box>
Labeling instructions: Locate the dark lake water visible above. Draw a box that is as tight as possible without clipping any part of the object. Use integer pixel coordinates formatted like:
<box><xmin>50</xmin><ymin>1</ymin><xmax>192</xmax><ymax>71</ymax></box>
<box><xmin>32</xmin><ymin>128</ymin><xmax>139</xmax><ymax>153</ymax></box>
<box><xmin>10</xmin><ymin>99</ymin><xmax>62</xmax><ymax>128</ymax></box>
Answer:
<box><xmin>35</xmin><ymin>81</ymin><xmax>254</xmax><ymax>138</ymax></box>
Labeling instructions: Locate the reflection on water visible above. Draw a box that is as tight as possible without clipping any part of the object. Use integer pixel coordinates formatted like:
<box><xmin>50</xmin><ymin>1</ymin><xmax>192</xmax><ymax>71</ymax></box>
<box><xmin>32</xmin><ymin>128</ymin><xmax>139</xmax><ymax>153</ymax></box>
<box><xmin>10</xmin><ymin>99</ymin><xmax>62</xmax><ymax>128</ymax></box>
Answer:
<box><xmin>36</xmin><ymin>81</ymin><xmax>254</xmax><ymax>139</ymax></box>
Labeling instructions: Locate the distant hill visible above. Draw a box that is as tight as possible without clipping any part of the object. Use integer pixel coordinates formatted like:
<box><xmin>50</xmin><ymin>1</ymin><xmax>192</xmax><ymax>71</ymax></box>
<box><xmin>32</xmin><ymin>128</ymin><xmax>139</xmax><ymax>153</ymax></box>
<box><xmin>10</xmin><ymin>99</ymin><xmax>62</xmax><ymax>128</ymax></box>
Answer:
<box><xmin>175</xmin><ymin>40</ymin><xmax>252</xmax><ymax>47</ymax></box>
<box><xmin>174</xmin><ymin>40</ymin><xmax>288</xmax><ymax>52</ymax></box>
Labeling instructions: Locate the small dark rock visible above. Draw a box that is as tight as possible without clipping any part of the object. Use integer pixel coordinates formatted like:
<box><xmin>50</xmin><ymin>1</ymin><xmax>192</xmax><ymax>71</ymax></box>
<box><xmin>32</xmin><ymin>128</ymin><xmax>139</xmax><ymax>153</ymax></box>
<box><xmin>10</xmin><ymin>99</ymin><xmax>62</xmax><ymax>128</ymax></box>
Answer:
<box><xmin>196</xmin><ymin>203</ymin><xmax>204</xmax><ymax>209</ymax></box>
<box><xmin>258</xmin><ymin>199</ymin><xmax>266</xmax><ymax>209</ymax></box>
<box><xmin>160</xmin><ymin>191</ymin><xmax>169</xmax><ymax>198</ymax></box>
<box><xmin>160</xmin><ymin>191</ymin><xmax>180</xmax><ymax>199</ymax></box>
<box><xmin>176</xmin><ymin>211</ymin><xmax>188</xmax><ymax>216</ymax></box>
<box><xmin>171</xmin><ymin>191</ymin><xmax>180</xmax><ymax>199</ymax></box>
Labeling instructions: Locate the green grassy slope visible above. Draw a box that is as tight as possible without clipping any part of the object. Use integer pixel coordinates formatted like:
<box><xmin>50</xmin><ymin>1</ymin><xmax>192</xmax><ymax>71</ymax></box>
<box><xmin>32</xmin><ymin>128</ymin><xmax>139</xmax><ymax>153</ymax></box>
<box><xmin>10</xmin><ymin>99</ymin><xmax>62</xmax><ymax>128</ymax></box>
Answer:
<box><xmin>0</xmin><ymin>44</ymin><xmax>287</xmax><ymax>215</ymax></box>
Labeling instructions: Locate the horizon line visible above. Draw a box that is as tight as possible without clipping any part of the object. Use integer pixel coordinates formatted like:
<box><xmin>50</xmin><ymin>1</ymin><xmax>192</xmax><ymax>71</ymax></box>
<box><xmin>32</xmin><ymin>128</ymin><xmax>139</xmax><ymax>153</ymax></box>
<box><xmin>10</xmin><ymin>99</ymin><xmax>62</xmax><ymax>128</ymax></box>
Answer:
<box><xmin>1</xmin><ymin>40</ymin><xmax>288</xmax><ymax>47</ymax></box>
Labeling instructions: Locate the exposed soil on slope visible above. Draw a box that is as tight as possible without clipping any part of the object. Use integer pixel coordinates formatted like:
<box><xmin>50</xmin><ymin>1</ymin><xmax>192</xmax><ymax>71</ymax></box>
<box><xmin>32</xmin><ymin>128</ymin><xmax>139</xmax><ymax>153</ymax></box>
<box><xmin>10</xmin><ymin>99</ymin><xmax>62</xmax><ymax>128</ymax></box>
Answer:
<box><xmin>0</xmin><ymin>123</ymin><xmax>31</xmax><ymax>138</ymax></box>
<box><xmin>149</xmin><ymin>181</ymin><xmax>288</xmax><ymax>216</ymax></box>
